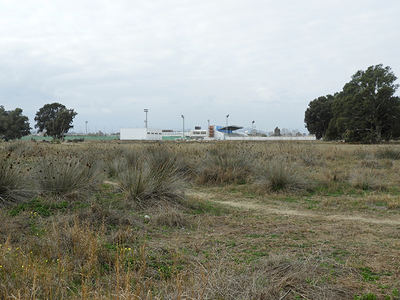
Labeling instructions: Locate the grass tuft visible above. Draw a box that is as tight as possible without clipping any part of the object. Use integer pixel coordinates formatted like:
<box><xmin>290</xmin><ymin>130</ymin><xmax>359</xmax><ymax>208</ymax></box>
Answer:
<box><xmin>376</xmin><ymin>147</ymin><xmax>400</xmax><ymax>160</ymax></box>
<box><xmin>258</xmin><ymin>160</ymin><xmax>308</xmax><ymax>192</ymax></box>
<box><xmin>0</xmin><ymin>156</ymin><xmax>33</xmax><ymax>205</ymax></box>
<box><xmin>117</xmin><ymin>147</ymin><xmax>184</xmax><ymax>208</ymax></box>
<box><xmin>196</xmin><ymin>145</ymin><xmax>253</xmax><ymax>185</ymax></box>
<box><xmin>36</xmin><ymin>156</ymin><xmax>102</xmax><ymax>198</ymax></box>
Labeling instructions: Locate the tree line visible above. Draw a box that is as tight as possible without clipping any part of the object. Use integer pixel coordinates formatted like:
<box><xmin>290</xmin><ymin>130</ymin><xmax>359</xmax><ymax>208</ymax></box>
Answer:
<box><xmin>0</xmin><ymin>103</ymin><xmax>76</xmax><ymax>141</ymax></box>
<box><xmin>305</xmin><ymin>64</ymin><xmax>400</xmax><ymax>143</ymax></box>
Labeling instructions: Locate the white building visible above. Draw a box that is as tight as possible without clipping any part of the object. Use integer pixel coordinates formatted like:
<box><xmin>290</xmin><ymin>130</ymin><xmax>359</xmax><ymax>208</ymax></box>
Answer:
<box><xmin>120</xmin><ymin>128</ymin><xmax>162</xmax><ymax>140</ymax></box>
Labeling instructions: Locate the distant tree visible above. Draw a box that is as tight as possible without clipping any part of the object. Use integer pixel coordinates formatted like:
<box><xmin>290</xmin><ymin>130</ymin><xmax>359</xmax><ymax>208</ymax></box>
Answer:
<box><xmin>273</xmin><ymin>127</ymin><xmax>281</xmax><ymax>136</ymax></box>
<box><xmin>327</xmin><ymin>65</ymin><xmax>400</xmax><ymax>143</ymax></box>
<box><xmin>304</xmin><ymin>95</ymin><xmax>334</xmax><ymax>139</ymax></box>
<box><xmin>34</xmin><ymin>103</ymin><xmax>77</xmax><ymax>140</ymax></box>
<box><xmin>0</xmin><ymin>106</ymin><xmax>31</xmax><ymax>141</ymax></box>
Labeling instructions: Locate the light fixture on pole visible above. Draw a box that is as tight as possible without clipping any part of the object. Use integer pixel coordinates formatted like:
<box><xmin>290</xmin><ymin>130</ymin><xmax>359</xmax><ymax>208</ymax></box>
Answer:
<box><xmin>144</xmin><ymin>109</ymin><xmax>149</xmax><ymax>129</ymax></box>
<box><xmin>181</xmin><ymin>115</ymin><xmax>185</xmax><ymax>139</ymax></box>
<box><xmin>225</xmin><ymin>114</ymin><xmax>229</xmax><ymax>140</ymax></box>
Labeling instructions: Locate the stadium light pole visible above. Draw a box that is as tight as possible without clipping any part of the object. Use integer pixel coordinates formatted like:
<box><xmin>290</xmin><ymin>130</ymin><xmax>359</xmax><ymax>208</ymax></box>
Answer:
<box><xmin>181</xmin><ymin>115</ymin><xmax>185</xmax><ymax>139</ymax></box>
<box><xmin>144</xmin><ymin>109</ymin><xmax>149</xmax><ymax>129</ymax></box>
<box><xmin>252</xmin><ymin>120</ymin><xmax>255</xmax><ymax>131</ymax></box>
<box><xmin>225</xmin><ymin>114</ymin><xmax>229</xmax><ymax>140</ymax></box>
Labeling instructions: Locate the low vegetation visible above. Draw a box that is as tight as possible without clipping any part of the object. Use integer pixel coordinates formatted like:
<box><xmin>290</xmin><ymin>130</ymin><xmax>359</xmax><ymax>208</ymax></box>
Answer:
<box><xmin>1</xmin><ymin>140</ymin><xmax>400</xmax><ymax>299</ymax></box>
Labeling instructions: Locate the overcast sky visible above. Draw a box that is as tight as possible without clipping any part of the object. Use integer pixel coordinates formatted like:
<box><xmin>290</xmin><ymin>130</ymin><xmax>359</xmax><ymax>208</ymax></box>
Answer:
<box><xmin>1</xmin><ymin>0</ymin><xmax>399</xmax><ymax>133</ymax></box>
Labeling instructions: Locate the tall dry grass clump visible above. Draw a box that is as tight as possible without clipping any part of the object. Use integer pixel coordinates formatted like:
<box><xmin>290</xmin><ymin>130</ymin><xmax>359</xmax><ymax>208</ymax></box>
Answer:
<box><xmin>257</xmin><ymin>160</ymin><xmax>308</xmax><ymax>192</ymax></box>
<box><xmin>0</xmin><ymin>218</ymin><xmax>152</xmax><ymax>299</ymax></box>
<box><xmin>349</xmin><ymin>169</ymin><xmax>385</xmax><ymax>191</ymax></box>
<box><xmin>376</xmin><ymin>147</ymin><xmax>400</xmax><ymax>160</ymax></box>
<box><xmin>36</xmin><ymin>155</ymin><xmax>102</xmax><ymax>198</ymax></box>
<box><xmin>117</xmin><ymin>147</ymin><xmax>185</xmax><ymax>207</ymax></box>
<box><xmin>196</xmin><ymin>144</ymin><xmax>253</xmax><ymax>185</ymax></box>
<box><xmin>0</xmin><ymin>156</ymin><xmax>32</xmax><ymax>205</ymax></box>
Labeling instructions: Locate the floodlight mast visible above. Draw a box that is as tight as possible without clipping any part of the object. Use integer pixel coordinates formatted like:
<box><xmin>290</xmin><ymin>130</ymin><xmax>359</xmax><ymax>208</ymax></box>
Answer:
<box><xmin>225</xmin><ymin>114</ymin><xmax>229</xmax><ymax>140</ymax></box>
<box><xmin>181</xmin><ymin>115</ymin><xmax>185</xmax><ymax>139</ymax></box>
<box><xmin>144</xmin><ymin>109</ymin><xmax>149</xmax><ymax>129</ymax></box>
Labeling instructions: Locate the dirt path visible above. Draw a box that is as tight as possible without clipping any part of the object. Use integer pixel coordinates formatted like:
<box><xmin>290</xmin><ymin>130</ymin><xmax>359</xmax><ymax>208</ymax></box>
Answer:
<box><xmin>189</xmin><ymin>191</ymin><xmax>400</xmax><ymax>226</ymax></box>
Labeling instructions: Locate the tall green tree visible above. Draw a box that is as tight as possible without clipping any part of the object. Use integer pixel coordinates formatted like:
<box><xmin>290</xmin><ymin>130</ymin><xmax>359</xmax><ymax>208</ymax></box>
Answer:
<box><xmin>304</xmin><ymin>95</ymin><xmax>334</xmax><ymax>139</ymax></box>
<box><xmin>306</xmin><ymin>65</ymin><xmax>400</xmax><ymax>143</ymax></box>
<box><xmin>0</xmin><ymin>106</ymin><xmax>31</xmax><ymax>141</ymax></box>
<box><xmin>328</xmin><ymin>65</ymin><xmax>400</xmax><ymax>143</ymax></box>
<box><xmin>34</xmin><ymin>103</ymin><xmax>77</xmax><ymax>140</ymax></box>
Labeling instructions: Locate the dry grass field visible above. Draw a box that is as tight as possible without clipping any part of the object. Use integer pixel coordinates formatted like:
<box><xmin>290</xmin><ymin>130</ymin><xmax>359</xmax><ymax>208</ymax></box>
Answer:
<box><xmin>1</xmin><ymin>140</ymin><xmax>400</xmax><ymax>299</ymax></box>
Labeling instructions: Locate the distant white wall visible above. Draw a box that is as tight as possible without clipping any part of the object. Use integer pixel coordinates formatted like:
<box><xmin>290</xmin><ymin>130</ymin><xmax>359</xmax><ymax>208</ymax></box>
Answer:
<box><xmin>120</xmin><ymin>128</ymin><xmax>162</xmax><ymax>140</ymax></box>
<box><xmin>226</xmin><ymin>136</ymin><xmax>316</xmax><ymax>141</ymax></box>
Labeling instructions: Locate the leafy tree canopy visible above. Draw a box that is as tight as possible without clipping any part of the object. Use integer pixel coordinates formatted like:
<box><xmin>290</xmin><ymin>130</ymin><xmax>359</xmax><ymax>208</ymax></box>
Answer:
<box><xmin>304</xmin><ymin>95</ymin><xmax>334</xmax><ymax>140</ymax></box>
<box><xmin>34</xmin><ymin>103</ymin><xmax>77</xmax><ymax>140</ymax></box>
<box><xmin>0</xmin><ymin>106</ymin><xmax>31</xmax><ymax>141</ymax></box>
<box><xmin>305</xmin><ymin>65</ymin><xmax>400</xmax><ymax>143</ymax></box>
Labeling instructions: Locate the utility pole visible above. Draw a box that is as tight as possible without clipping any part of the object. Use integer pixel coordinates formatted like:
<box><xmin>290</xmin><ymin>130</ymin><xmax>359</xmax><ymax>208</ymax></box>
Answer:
<box><xmin>144</xmin><ymin>109</ymin><xmax>149</xmax><ymax>129</ymax></box>
<box><xmin>85</xmin><ymin>121</ymin><xmax>88</xmax><ymax>135</ymax></box>
<box><xmin>181</xmin><ymin>115</ymin><xmax>185</xmax><ymax>139</ymax></box>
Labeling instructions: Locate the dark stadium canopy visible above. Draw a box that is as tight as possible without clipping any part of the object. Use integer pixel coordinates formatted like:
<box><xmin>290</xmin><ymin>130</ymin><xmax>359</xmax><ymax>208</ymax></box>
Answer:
<box><xmin>219</xmin><ymin>126</ymin><xmax>243</xmax><ymax>131</ymax></box>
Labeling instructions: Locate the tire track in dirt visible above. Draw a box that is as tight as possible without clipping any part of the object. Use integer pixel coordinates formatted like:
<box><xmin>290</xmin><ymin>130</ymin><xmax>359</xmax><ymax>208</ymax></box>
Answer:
<box><xmin>188</xmin><ymin>191</ymin><xmax>400</xmax><ymax>226</ymax></box>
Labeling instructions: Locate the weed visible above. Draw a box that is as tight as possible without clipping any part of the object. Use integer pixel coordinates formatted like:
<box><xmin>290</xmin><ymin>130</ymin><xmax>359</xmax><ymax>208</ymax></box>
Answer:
<box><xmin>354</xmin><ymin>293</ymin><xmax>378</xmax><ymax>300</ymax></box>
<box><xmin>359</xmin><ymin>267</ymin><xmax>380</xmax><ymax>282</ymax></box>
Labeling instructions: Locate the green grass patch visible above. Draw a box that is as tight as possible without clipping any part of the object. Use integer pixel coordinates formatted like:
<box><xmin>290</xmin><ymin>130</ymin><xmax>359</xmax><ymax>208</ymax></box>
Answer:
<box><xmin>9</xmin><ymin>197</ymin><xmax>69</xmax><ymax>217</ymax></box>
<box><xmin>185</xmin><ymin>197</ymin><xmax>227</xmax><ymax>216</ymax></box>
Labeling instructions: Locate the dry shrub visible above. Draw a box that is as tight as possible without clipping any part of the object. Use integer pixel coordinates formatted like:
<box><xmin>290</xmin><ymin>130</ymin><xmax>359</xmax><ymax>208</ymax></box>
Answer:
<box><xmin>360</xmin><ymin>159</ymin><xmax>393</xmax><ymax>169</ymax></box>
<box><xmin>117</xmin><ymin>147</ymin><xmax>185</xmax><ymax>208</ymax></box>
<box><xmin>258</xmin><ymin>160</ymin><xmax>308</xmax><ymax>192</ymax></box>
<box><xmin>196</xmin><ymin>144</ymin><xmax>253</xmax><ymax>185</ymax></box>
<box><xmin>0</xmin><ymin>219</ymin><xmax>151</xmax><ymax>299</ymax></box>
<box><xmin>76</xmin><ymin>203</ymin><xmax>142</xmax><ymax>229</ymax></box>
<box><xmin>172</xmin><ymin>255</ymin><xmax>354</xmax><ymax>299</ymax></box>
<box><xmin>0</xmin><ymin>156</ymin><xmax>33</xmax><ymax>205</ymax></box>
<box><xmin>322</xmin><ymin>168</ymin><xmax>347</xmax><ymax>184</ymax></box>
<box><xmin>349</xmin><ymin>169</ymin><xmax>386</xmax><ymax>191</ymax></box>
<box><xmin>298</xmin><ymin>146</ymin><xmax>324</xmax><ymax>167</ymax></box>
<box><xmin>376</xmin><ymin>147</ymin><xmax>400</xmax><ymax>160</ymax></box>
<box><xmin>4</xmin><ymin>140</ymin><xmax>37</xmax><ymax>157</ymax></box>
<box><xmin>36</xmin><ymin>155</ymin><xmax>102</xmax><ymax>198</ymax></box>
<box><xmin>152</xmin><ymin>206</ymin><xmax>189</xmax><ymax>228</ymax></box>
